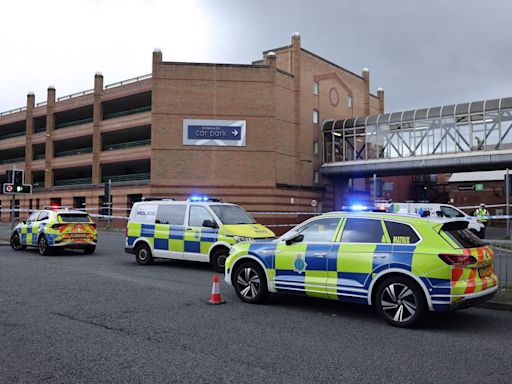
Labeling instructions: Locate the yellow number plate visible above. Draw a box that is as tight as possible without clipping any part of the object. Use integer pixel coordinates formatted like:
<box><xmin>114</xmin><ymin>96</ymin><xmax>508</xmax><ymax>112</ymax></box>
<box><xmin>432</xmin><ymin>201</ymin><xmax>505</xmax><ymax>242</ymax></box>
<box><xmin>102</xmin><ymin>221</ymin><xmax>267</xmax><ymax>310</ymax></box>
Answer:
<box><xmin>478</xmin><ymin>267</ymin><xmax>492</xmax><ymax>278</ymax></box>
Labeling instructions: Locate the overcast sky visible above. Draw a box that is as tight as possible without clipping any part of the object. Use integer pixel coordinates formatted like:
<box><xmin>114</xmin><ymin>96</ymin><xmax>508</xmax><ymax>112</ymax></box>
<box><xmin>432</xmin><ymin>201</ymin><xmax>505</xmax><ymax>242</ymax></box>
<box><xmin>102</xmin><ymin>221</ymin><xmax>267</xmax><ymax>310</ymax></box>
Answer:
<box><xmin>1</xmin><ymin>0</ymin><xmax>511</xmax><ymax>114</ymax></box>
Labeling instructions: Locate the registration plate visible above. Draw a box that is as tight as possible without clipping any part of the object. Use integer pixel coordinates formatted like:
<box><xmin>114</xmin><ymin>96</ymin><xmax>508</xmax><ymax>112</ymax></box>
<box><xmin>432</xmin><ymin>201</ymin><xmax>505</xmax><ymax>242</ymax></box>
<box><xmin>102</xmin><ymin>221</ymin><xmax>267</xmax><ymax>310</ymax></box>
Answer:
<box><xmin>70</xmin><ymin>234</ymin><xmax>86</xmax><ymax>238</ymax></box>
<box><xmin>478</xmin><ymin>267</ymin><xmax>492</xmax><ymax>278</ymax></box>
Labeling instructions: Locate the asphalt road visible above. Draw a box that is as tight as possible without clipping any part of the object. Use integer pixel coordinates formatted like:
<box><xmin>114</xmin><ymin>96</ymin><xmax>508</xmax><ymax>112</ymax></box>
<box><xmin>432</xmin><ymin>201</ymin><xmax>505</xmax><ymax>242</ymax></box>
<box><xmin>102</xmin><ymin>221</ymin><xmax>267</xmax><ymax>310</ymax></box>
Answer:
<box><xmin>1</xmin><ymin>229</ymin><xmax>512</xmax><ymax>384</ymax></box>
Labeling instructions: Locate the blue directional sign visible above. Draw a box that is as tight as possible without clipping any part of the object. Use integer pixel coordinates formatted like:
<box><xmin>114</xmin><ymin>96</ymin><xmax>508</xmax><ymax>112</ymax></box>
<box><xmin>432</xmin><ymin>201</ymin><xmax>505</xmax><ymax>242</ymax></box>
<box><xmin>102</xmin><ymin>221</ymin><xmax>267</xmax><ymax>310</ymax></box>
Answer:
<box><xmin>183</xmin><ymin>119</ymin><xmax>246</xmax><ymax>146</ymax></box>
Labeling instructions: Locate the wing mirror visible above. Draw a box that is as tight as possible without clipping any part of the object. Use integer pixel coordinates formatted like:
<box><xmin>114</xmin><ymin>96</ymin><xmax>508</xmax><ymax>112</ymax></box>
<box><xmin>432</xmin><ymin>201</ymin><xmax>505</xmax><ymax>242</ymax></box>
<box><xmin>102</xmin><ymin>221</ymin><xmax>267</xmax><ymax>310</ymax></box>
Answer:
<box><xmin>202</xmin><ymin>219</ymin><xmax>218</xmax><ymax>229</ymax></box>
<box><xmin>282</xmin><ymin>230</ymin><xmax>304</xmax><ymax>245</ymax></box>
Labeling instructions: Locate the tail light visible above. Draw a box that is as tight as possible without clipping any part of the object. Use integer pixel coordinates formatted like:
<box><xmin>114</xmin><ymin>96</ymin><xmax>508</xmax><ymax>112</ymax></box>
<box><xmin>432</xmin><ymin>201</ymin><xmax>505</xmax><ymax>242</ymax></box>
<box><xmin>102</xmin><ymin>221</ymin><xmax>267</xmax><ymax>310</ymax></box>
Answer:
<box><xmin>438</xmin><ymin>253</ymin><xmax>477</xmax><ymax>266</ymax></box>
<box><xmin>89</xmin><ymin>223</ymin><xmax>96</xmax><ymax>229</ymax></box>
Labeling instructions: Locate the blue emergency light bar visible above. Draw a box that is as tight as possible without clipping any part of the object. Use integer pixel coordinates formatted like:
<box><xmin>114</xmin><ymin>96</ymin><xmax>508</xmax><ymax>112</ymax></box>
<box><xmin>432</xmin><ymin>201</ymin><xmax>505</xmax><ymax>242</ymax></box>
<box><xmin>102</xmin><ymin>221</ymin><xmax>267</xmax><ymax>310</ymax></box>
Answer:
<box><xmin>187</xmin><ymin>195</ymin><xmax>222</xmax><ymax>203</ymax></box>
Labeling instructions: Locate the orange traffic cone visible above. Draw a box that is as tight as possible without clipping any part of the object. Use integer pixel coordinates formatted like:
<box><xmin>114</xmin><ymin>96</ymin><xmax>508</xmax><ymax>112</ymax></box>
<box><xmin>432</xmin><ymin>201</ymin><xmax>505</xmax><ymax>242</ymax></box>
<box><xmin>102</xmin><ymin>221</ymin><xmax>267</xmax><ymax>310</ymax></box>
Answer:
<box><xmin>208</xmin><ymin>275</ymin><xmax>226</xmax><ymax>305</ymax></box>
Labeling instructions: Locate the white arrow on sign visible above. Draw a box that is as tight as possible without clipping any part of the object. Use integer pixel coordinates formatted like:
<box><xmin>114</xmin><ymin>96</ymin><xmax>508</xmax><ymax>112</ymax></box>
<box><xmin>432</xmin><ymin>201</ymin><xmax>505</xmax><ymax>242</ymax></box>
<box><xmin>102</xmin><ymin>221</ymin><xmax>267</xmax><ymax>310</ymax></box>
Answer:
<box><xmin>232</xmin><ymin>129</ymin><xmax>238</xmax><ymax>136</ymax></box>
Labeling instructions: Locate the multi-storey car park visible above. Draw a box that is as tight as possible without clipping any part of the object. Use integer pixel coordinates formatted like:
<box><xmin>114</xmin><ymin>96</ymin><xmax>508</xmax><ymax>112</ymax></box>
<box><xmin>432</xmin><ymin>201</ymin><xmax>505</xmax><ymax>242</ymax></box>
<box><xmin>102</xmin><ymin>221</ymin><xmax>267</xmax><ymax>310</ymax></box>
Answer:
<box><xmin>0</xmin><ymin>34</ymin><xmax>384</xmax><ymax>228</ymax></box>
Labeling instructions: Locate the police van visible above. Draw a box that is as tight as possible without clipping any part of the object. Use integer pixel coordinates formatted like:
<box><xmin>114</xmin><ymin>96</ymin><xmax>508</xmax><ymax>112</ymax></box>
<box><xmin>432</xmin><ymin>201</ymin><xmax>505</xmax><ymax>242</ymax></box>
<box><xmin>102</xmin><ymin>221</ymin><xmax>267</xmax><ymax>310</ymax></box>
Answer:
<box><xmin>388</xmin><ymin>202</ymin><xmax>485</xmax><ymax>237</ymax></box>
<box><xmin>124</xmin><ymin>197</ymin><xmax>275</xmax><ymax>272</ymax></box>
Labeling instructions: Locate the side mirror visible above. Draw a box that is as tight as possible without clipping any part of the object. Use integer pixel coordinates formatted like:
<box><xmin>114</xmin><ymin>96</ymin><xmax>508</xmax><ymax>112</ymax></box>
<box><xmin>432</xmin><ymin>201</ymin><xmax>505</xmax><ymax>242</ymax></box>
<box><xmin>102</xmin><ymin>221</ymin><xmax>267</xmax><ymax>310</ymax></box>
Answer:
<box><xmin>282</xmin><ymin>230</ymin><xmax>304</xmax><ymax>245</ymax></box>
<box><xmin>202</xmin><ymin>219</ymin><xmax>218</xmax><ymax>229</ymax></box>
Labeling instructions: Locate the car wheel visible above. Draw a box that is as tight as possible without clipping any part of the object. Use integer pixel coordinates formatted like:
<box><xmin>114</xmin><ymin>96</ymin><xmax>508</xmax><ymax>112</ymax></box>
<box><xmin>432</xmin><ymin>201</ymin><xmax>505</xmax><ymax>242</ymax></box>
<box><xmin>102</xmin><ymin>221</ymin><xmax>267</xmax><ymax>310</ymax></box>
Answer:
<box><xmin>135</xmin><ymin>243</ymin><xmax>153</xmax><ymax>265</ymax></box>
<box><xmin>210</xmin><ymin>248</ymin><xmax>229</xmax><ymax>273</ymax></box>
<box><xmin>83</xmin><ymin>245</ymin><xmax>96</xmax><ymax>255</ymax></box>
<box><xmin>38</xmin><ymin>235</ymin><xmax>51</xmax><ymax>256</ymax></box>
<box><xmin>375</xmin><ymin>276</ymin><xmax>427</xmax><ymax>328</ymax></box>
<box><xmin>233</xmin><ymin>261</ymin><xmax>269</xmax><ymax>304</ymax></box>
<box><xmin>10</xmin><ymin>232</ymin><xmax>26</xmax><ymax>251</ymax></box>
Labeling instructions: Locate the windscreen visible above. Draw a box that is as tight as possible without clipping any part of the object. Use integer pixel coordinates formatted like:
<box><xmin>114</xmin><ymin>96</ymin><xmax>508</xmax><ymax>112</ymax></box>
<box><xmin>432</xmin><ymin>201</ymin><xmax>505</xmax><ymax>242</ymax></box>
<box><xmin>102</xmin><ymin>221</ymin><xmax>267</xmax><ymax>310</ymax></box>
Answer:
<box><xmin>443</xmin><ymin>228</ymin><xmax>484</xmax><ymax>249</ymax></box>
<box><xmin>210</xmin><ymin>205</ymin><xmax>256</xmax><ymax>225</ymax></box>
<box><xmin>58</xmin><ymin>214</ymin><xmax>91</xmax><ymax>223</ymax></box>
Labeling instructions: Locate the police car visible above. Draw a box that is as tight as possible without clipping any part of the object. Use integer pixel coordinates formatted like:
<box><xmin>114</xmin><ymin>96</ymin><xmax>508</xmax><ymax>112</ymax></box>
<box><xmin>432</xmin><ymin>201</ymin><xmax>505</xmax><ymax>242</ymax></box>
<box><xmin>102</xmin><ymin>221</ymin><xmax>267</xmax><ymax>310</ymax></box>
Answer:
<box><xmin>10</xmin><ymin>207</ymin><xmax>97</xmax><ymax>255</ymax></box>
<box><xmin>225</xmin><ymin>211</ymin><xmax>498</xmax><ymax>327</ymax></box>
<box><xmin>124</xmin><ymin>197</ymin><xmax>275</xmax><ymax>272</ymax></box>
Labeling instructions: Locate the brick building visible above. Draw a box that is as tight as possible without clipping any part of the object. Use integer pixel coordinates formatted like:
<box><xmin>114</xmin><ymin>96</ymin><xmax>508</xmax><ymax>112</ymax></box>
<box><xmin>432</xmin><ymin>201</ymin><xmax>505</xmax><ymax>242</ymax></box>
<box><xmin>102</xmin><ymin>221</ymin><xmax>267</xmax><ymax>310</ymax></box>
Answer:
<box><xmin>0</xmin><ymin>34</ymin><xmax>383</xmax><ymax>227</ymax></box>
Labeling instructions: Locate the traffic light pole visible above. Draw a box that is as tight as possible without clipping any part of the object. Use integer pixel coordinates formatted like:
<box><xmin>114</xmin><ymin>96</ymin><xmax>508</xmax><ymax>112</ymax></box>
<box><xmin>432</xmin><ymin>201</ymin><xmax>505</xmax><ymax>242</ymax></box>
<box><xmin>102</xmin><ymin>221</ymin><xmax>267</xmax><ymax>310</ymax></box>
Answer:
<box><xmin>10</xmin><ymin>194</ymin><xmax>15</xmax><ymax>232</ymax></box>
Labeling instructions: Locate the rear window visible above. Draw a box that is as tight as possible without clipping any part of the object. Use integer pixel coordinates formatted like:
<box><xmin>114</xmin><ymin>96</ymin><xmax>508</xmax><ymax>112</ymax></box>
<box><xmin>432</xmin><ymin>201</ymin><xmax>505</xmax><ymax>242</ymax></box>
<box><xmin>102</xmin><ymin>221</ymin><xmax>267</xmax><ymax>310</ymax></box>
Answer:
<box><xmin>443</xmin><ymin>229</ymin><xmax>483</xmax><ymax>249</ymax></box>
<box><xmin>58</xmin><ymin>214</ymin><xmax>91</xmax><ymax>223</ymax></box>
<box><xmin>385</xmin><ymin>221</ymin><xmax>420</xmax><ymax>244</ymax></box>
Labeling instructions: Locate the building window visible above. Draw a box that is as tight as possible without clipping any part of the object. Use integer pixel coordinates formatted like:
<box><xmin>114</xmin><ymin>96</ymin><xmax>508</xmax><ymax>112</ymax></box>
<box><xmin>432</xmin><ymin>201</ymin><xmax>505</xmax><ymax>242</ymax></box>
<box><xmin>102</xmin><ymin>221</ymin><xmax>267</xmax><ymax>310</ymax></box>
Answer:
<box><xmin>313</xmin><ymin>110</ymin><xmax>319</xmax><ymax>124</ymax></box>
<box><xmin>314</xmin><ymin>171</ymin><xmax>319</xmax><ymax>184</ymax></box>
<box><xmin>313</xmin><ymin>141</ymin><xmax>319</xmax><ymax>155</ymax></box>
<box><xmin>313</xmin><ymin>81</ymin><xmax>319</xmax><ymax>95</ymax></box>
<box><xmin>348</xmin><ymin>95</ymin><xmax>353</xmax><ymax>108</ymax></box>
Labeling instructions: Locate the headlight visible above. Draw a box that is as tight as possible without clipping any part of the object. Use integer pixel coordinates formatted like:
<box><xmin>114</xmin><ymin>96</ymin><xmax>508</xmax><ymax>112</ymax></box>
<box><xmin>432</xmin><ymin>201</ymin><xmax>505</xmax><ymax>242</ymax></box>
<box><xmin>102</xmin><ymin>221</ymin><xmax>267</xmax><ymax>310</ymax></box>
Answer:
<box><xmin>232</xmin><ymin>236</ymin><xmax>253</xmax><ymax>242</ymax></box>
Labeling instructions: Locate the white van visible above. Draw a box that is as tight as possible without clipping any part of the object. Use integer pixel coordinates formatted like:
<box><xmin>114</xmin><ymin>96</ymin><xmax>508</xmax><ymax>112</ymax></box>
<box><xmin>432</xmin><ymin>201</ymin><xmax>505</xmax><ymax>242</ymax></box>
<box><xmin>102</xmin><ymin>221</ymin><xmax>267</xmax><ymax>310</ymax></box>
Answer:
<box><xmin>388</xmin><ymin>202</ymin><xmax>485</xmax><ymax>237</ymax></box>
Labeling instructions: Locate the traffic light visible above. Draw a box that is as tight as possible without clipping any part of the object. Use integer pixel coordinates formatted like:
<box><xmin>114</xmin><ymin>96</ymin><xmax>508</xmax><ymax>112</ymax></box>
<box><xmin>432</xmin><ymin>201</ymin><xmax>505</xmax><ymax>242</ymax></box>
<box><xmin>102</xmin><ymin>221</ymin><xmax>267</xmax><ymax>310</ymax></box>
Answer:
<box><xmin>3</xmin><ymin>170</ymin><xmax>32</xmax><ymax>194</ymax></box>
<box><xmin>15</xmin><ymin>184</ymin><xmax>32</xmax><ymax>193</ymax></box>
<box><xmin>13</xmin><ymin>170</ymin><xmax>23</xmax><ymax>188</ymax></box>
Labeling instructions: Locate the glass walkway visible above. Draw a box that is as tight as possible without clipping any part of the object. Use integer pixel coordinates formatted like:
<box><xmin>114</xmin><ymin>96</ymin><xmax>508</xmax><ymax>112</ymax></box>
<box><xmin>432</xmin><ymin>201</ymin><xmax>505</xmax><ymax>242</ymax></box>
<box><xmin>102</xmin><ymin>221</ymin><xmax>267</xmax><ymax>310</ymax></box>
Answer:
<box><xmin>322</xmin><ymin>97</ymin><xmax>512</xmax><ymax>176</ymax></box>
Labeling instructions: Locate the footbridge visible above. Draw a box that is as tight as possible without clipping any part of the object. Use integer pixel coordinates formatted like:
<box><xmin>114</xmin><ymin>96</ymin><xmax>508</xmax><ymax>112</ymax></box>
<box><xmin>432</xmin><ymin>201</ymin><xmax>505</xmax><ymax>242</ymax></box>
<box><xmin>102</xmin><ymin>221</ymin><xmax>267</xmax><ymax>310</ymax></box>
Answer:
<box><xmin>321</xmin><ymin>97</ymin><xmax>512</xmax><ymax>177</ymax></box>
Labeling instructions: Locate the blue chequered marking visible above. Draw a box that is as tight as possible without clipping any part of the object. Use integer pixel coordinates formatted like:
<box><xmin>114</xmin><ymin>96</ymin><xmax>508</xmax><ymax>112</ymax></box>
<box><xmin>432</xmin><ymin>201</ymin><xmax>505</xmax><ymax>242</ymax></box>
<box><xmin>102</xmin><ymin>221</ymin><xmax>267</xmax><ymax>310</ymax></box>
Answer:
<box><xmin>327</xmin><ymin>244</ymin><xmax>339</xmax><ymax>271</ymax></box>
<box><xmin>305</xmin><ymin>244</ymin><xmax>330</xmax><ymax>271</ymax></box>
<box><xmin>338</xmin><ymin>272</ymin><xmax>370</xmax><ymax>288</ymax></box>
<box><xmin>170</xmin><ymin>225</ymin><xmax>185</xmax><ymax>240</ymax></box>
<box><xmin>248</xmin><ymin>242</ymin><xmax>276</xmax><ymax>268</ymax></box>
<box><xmin>32</xmin><ymin>236</ymin><xmax>38</xmax><ymax>245</ymax></box>
<box><xmin>127</xmin><ymin>236</ymin><xmax>137</xmax><ymax>246</ymax></box>
<box><xmin>421</xmin><ymin>277</ymin><xmax>451</xmax><ymax>301</ymax></box>
<box><xmin>46</xmin><ymin>234</ymin><xmax>55</xmax><ymax>245</ymax></box>
<box><xmin>200</xmin><ymin>229</ymin><xmax>218</xmax><ymax>242</ymax></box>
<box><xmin>21</xmin><ymin>234</ymin><xmax>27</xmax><ymax>244</ymax></box>
<box><xmin>141</xmin><ymin>224</ymin><xmax>155</xmax><ymax>238</ymax></box>
<box><xmin>184</xmin><ymin>241</ymin><xmax>200</xmax><ymax>253</ymax></box>
<box><xmin>154</xmin><ymin>238</ymin><xmax>168</xmax><ymax>250</ymax></box>
<box><xmin>432</xmin><ymin>303</ymin><xmax>451</xmax><ymax>311</ymax></box>
<box><xmin>372</xmin><ymin>244</ymin><xmax>393</xmax><ymax>273</ymax></box>
<box><xmin>390</xmin><ymin>244</ymin><xmax>415</xmax><ymax>271</ymax></box>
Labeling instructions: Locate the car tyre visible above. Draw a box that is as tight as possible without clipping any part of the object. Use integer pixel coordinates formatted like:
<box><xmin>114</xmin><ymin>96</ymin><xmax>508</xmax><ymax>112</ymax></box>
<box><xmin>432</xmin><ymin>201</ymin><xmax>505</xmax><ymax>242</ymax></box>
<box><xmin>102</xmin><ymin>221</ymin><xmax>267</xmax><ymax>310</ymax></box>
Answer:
<box><xmin>83</xmin><ymin>245</ymin><xmax>96</xmax><ymax>255</ymax></box>
<box><xmin>38</xmin><ymin>235</ymin><xmax>51</xmax><ymax>256</ymax></box>
<box><xmin>135</xmin><ymin>243</ymin><xmax>153</xmax><ymax>265</ymax></box>
<box><xmin>10</xmin><ymin>232</ymin><xmax>26</xmax><ymax>251</ymax></box>
<box><xmin>375</xmin><ymin>275</ymin><xmax>427</xmax><ymax>328</ymax></box>
<box><xmin>233</xmin><ymin>261</ymin><xmax>269</xmax><ymax>304</ymax></box>
<box><xmin>210</xmin><ymin>248</ymin><xmax>229</xmax><ymax>273</ymax></box>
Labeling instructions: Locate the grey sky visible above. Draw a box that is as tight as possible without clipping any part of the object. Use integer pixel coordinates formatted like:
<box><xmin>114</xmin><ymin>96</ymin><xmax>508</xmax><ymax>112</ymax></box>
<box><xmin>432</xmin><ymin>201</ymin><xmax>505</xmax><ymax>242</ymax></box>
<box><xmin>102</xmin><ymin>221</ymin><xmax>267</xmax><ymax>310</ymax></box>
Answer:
<box><xmin>1</xmin><ymin>0</ymin><xmax>511</xmax><ymax>115</ymax></box>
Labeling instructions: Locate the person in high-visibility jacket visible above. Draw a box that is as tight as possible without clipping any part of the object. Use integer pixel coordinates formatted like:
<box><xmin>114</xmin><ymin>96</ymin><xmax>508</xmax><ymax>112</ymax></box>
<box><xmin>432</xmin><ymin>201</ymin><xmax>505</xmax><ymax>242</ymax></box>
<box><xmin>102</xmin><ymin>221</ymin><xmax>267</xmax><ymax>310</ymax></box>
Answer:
<box><xmin>474</xmin><ymin>203</ymin><xmax>489</xmax><ymax>238</ymax></box>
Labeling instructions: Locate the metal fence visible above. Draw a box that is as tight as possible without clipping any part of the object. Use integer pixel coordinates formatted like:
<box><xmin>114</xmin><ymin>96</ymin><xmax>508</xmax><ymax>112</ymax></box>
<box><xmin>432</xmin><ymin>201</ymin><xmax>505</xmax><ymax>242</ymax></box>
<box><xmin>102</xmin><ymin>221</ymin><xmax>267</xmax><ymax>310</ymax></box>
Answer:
<box><xmin>486</xmin><ymin>239</ymin><xmax>511</xmax><ymax>293</ymax></box>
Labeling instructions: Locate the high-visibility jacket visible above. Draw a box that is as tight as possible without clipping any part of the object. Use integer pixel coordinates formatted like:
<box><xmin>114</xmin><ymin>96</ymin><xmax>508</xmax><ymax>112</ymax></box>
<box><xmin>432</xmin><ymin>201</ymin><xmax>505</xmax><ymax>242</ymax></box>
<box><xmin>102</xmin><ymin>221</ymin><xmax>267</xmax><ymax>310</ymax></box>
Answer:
<box><xmin>475</xmin><ymin>208</ymin><xmax>489</xmax><ymax>223</ymax></box>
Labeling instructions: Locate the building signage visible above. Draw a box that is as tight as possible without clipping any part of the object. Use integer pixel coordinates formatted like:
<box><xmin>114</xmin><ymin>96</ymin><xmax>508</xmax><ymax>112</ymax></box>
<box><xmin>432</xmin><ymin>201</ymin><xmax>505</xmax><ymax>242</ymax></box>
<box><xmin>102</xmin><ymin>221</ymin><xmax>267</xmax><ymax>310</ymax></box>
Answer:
<box><xmin>474</xmin><ymin>183</ymin><xmax>484</xmax><ymax>191</ymax></box>
<box><xmin>458</xmin><ymin>185</ymin><xmax>475</xmax><ymax>191</ymax></box>
<box><xmin>183</xmin><ymin>119</ymin><xmax>246</xmax><ymax>146</ymax></box>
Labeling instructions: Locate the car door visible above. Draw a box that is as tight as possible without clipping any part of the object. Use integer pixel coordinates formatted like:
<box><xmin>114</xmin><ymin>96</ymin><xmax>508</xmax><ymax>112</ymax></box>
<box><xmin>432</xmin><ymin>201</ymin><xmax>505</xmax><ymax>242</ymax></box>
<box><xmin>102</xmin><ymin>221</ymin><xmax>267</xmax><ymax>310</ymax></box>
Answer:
<box><xmin>20</xmin><ymin>212</ymin><xmax>39</xmax><ymax>246</ymax></box>
<box><xmin>184</xmin><ymin>205</ymin><xmax>219</xmax><ymax>262</ymax></box>
<box><xmin>153</xmin><ymin>204</ymin><xmax>186</xmax><ymax>259</ymax></box>
<box><xmin>332</xmin><ymin>217</ymin><xmax>392</xmax><ymax>304</ymax></box>
<box><xmin>274</xmin><ymin>217</ymin><xmax>342</xmax><ymax>299</ymax></box>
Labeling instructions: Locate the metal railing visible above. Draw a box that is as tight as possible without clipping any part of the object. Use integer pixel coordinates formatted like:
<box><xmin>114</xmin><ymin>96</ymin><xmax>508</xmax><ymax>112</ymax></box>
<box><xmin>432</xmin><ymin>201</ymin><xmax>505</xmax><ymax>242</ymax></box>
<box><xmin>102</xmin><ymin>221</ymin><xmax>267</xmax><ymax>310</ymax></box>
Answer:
<box><xmin>103</xmin><ymin>139</ymin><xmax>151</xmax><ymax>151</ymax></box>
<box><xmin>103</xmin><ymin>106</ymin><xmax>151</xmax><ymax>120</ymax></box>
<box><xmin>486</xmin><ymin>240</ymin><xmax>511</xmax><ymax>293</ymax></box>
<box><xmin>0</xmin><ymin>106</ymin><xmax>26</xmax><ymax>116</ymax></box>
<box><xmin>0</xmin><ymin>131</ymin><xmax>25</xmax><ymax>140</ymax></box>
<box><xmin>54</xmin><ymin>177</ymin><xmax>92</xmax><ymax>186</ymax></box>
<box><xmin>0</xmin><ymin>157</ymin><xmax>25</xmax><ymax>164</ymax></box>
<box><xmin>54</xmin><ymin>147</ymin><xmax>92</xmax><ymax>157</ymax></box>
<box><xmin>55</xmin><ymin>117</ymin><xmax>93</xmax><ymax>129</ymax></box>
<box><xmin>57</xmin><ymin>89</ymin><xmax>94</xmax><ymax>101</ymax></box>
<box><xmin>101</xmin><ymin>173</ymin><xmax>150</xmax><ymax>183</ymax></box>
<box><xmin>36</xmin><ymin>101</ymin><xmax>47</xmax><ymax>107</ymax></box>
<box><xmin>104</xmin><ymin>74</ymin><xmax>151</xmax><ymax>90</ymax></box>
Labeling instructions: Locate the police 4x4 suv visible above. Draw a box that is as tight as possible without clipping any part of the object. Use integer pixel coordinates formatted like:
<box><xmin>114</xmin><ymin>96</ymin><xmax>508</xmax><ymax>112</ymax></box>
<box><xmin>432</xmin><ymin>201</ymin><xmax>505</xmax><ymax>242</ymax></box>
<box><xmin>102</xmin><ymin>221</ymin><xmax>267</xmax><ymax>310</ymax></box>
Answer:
<box><xmin>225</xmin><ymin>212</ymin><xmax>498</xmax><ymax>327</ymax></box>
<box><xmin>10</xmin><ymin>208</ymin><xmax>97</xmax><ymax>255</ymax></box>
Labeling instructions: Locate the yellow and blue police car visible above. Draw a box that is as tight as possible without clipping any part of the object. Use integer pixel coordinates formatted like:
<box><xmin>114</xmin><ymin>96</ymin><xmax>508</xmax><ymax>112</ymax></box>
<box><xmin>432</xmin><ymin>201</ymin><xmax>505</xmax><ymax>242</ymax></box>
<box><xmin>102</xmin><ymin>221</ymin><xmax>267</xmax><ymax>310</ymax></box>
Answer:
<box><xmin>225</xmin><ymin>211</ymin><xmax>498</xmax><ymax>327</ymax></box>
<box><xmin>10</xmin><ymin>207</ymin><xmax>97</xmax><ymax>255</ymax></box>
<box><xmin>124</xmin><ymin>197</ymin><xmax>275</xmax><ymax>272</ymax></box>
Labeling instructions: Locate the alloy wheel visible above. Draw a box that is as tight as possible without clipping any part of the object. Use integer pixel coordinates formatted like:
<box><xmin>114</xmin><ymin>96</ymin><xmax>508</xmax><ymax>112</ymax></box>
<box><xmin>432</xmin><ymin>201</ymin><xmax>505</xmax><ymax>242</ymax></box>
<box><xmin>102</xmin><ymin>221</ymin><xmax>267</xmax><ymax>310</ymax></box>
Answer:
<box><xmin>236</xmin><ymin>267</ymin><xmax>261</xmax><ymax>299</ymax></box>
<box><xmin>380</xmin><ymin>283</ymin><xmax>417</xmax><ymax>323</ymax></box>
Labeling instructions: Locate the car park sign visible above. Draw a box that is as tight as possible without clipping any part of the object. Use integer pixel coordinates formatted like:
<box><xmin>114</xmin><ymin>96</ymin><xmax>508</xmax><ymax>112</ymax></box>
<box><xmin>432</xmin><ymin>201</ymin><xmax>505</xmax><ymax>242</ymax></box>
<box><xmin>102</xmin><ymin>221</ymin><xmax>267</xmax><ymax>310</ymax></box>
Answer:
<box><xmin>183</xmin><ymin>119</ymin><xmax>246</xmax><ymax>146</ymax></box>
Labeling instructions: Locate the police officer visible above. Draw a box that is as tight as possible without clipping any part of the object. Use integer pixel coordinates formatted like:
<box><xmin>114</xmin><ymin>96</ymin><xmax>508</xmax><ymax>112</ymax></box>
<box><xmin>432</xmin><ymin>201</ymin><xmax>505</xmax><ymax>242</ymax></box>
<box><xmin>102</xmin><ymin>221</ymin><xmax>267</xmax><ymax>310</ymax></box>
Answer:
<box><xmin>474</xmin><ymin>203</ymin><xmax>489</xmax><ymax>238</ymax></box>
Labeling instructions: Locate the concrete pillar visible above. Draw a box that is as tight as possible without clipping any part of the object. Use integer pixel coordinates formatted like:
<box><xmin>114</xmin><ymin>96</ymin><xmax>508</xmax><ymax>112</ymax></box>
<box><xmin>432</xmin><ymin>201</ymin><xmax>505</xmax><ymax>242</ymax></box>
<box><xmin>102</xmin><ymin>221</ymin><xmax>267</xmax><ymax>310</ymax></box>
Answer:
<box><xmin>152</xmin><ymin>48</ymin><xmax>162</xmax><ymax>76</ymax></box>
<box><xmin>377</xmin><ymin>87</ymin><xmax>385</xmax><ymax>114</ymax></box>
<box><xmin>291</xmin><ymin>32</ymin><xmax>304</xmax><ymax>185</ymax></box>
<box><xmin>45</xmin><ymin>86</ymin><xmax>56</xmax><ymax>187</ymax></box>
<box><xmin>362</xmin><ymin>68</ymin><xmax>370</xmax><ymax>116</ymax></box>
<box><xmin>92</xmin><ymin>72</ymin><xmax>103</xmax><ymax>185</ymax></box>
<box><xmin>25</xmin><ymin>92</ymin><xmax>35</xmax><ymax>183</ymax></box>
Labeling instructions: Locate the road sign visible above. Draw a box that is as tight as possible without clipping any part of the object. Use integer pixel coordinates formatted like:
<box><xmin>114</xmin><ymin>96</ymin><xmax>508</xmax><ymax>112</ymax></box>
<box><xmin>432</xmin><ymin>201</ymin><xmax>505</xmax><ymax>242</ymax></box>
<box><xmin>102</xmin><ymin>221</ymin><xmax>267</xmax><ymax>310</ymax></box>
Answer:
<box><xmin>3</xmin><ymin>183</ymin><xmax>14</xmax><ymax>194</ymax></box>
<box><xmin>311</xmin><ymin>199</ymin><xmax>317</xmax><ymax>207</ymax></box>
<box><xmin>183</xmin><ymin>119</ymin><xmax>246</xmax><ymax>146</ymax></box>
